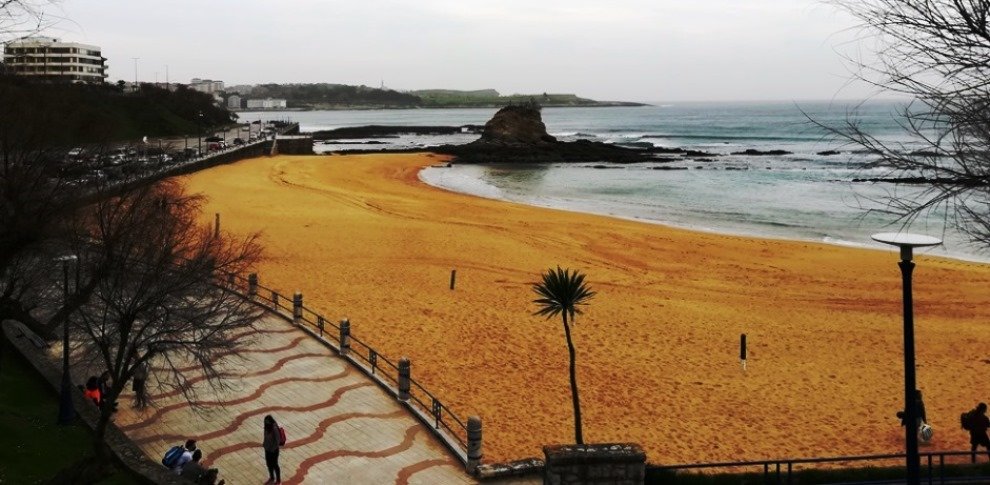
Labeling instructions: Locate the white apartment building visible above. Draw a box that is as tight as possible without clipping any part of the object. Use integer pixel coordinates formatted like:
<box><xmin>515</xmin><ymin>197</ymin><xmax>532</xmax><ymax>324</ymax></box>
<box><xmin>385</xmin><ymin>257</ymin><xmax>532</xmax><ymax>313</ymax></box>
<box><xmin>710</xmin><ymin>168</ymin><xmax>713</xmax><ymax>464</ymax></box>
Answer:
<box><xmin>2</xmin><ymin>37</ymin><xmax>107</xmax><ymax>83</ymax></box>
<box><xmin>189</xmin><ymin>78</ymin><xmax>224</xmax><ymax>94</ymax></box>
<box><xmin>246</xmin><ymin>98</ymin><xmax>287</xmax><ymax>109</ymax></box>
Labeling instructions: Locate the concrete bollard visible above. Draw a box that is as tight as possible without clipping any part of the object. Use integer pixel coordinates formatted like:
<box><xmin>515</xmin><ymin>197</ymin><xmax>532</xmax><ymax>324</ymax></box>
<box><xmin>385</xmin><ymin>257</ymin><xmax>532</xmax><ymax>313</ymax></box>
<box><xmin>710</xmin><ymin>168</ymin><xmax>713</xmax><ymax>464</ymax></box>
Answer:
<box><xmin>247</xmin><ymin>273</ymin><xmax>258</xmax><ymax>298</ymax></box>
<box><xmin>398</xmin><ymin>357</ymin><xmax>410</xmax><ymax>401</ymax></box>
<box><xmin>467</xmin><ymin>416</ymin><xmax>483</xmax><ymax>474</ymax></box>
<box><xmin>292</xmin><ymin>292</ymin><xmax>303</xmax><ymax>322</ymax></box>
<box><xmin>339</xmin><ymin>319</ymin><xmax>350</xmax><ymax>355</ymax></box>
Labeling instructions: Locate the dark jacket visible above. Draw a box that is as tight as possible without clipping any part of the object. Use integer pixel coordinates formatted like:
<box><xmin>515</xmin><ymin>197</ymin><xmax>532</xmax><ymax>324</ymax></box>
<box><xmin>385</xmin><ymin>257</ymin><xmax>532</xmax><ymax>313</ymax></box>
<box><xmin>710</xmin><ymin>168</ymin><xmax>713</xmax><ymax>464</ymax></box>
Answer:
<box><xmin>179</xmin><ymin>460</ymin><xmax>207</xmax><ymax>481</ymax></box>
<box><xmin>263</xmin><ymin>421</ymin><xmax>280</xmax><ymax>452</ymax></box>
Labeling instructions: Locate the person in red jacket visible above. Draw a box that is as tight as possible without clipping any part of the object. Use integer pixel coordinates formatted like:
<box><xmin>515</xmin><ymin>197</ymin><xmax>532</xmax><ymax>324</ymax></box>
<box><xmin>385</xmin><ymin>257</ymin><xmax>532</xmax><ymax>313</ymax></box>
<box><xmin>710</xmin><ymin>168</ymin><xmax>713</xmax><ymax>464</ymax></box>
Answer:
<box><xmin>83</xmin><ymin>376</ymin><xmax>101</xmax><ymax>405</ymax></box>
<box><xmin>970</xmin><ymin>402</ymin><xmax>990</xmax><ymax>463</ymax></box>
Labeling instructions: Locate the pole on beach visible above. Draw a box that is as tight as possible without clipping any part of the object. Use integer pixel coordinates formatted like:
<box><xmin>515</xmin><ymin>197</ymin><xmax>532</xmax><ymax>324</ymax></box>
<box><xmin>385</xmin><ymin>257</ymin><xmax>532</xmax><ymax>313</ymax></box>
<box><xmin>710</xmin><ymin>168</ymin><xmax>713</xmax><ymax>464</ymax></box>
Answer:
<box><xmin>450</xmin><ymin>269</ymin><xmax>456</xmax><ymax>290</ymax></box>
<box><xmin>740</xmin><ymin>334</ymin><xmax>747</xmax><ymax>371</ymax></box>
<box><xmin>214</xmin><ymin>213</ymin><xmax>220</xmax><ymax>239</ymax></box>
<box><xmin>871</xmin><ymin>232</ymin><xmax>941</xmax><ymax>485</ymax></box>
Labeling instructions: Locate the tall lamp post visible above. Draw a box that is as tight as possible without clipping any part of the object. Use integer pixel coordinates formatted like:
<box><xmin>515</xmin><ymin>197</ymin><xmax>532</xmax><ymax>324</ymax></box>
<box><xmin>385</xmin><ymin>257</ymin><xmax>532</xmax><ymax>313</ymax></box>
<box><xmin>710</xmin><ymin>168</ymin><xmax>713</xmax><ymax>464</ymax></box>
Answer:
<box><xmin>55</xmin><ymin>254</ymin><xmax>78</xmax><ymax>425</ymax></box>
<box><xmin>871</xmin><ymin>232</ymin><xmax>941</xmax><ymax>485</ymax></box>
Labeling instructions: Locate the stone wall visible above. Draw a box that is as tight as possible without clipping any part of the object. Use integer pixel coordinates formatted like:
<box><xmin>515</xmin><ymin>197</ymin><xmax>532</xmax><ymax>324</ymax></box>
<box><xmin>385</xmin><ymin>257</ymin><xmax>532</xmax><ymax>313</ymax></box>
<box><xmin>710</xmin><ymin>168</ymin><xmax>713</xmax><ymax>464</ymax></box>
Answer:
<box><xmin>543</xmin><ymin>443</ymin><xmax>646</xmax><ymax>485</ymax></box>
<box><xmin>275</xmin><ymin>136</ymin><xmax>314</xmax><ymax>155</ymax></box>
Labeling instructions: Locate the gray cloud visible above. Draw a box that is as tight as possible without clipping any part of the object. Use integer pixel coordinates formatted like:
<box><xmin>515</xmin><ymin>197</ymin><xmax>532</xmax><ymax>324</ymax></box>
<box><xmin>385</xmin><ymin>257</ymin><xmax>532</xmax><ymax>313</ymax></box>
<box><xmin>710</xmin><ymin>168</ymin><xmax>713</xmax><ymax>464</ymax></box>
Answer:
<box><xmin>50</xmin><ymin>0</ymin><xmax>875</xmax><ymax>102</ymax></box>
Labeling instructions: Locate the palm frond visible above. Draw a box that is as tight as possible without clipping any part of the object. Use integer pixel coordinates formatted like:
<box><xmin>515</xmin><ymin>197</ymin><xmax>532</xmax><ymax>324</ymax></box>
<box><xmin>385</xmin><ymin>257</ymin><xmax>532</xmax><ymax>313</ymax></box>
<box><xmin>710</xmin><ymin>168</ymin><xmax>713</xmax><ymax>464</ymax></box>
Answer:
<box><xmin>531</xmin><ymin>266</ymin><xmax>596</xmax><ymax>319</ymax></box>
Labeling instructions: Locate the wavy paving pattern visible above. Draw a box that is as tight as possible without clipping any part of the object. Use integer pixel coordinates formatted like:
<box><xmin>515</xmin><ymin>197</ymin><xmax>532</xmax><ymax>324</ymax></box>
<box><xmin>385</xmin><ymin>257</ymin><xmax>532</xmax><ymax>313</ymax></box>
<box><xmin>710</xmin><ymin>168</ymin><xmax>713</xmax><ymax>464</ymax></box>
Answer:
<box><xmin>121</xmin><ymin>368</ymin><xmax>353</xmax><ymax>432</ymax></box>
<box><xmin>112</xmin><ymin>315</ymin><xmax>477</xmax><ymax>484</ymax></box>
<box><xmin>146</xmin><ymin>352</ymin><xmax>328</xmax><ymax>401</ymax></box>
<box><xmin>283</xmin><ymin>425</ymin><xmax>422</xmax><ymax>485</ymax></box>
<box><xmin>396</xmin><ymin>458</ymin><xmax>462</xmax><ymax>485</ymax></box>
<box><xmin>202</xmin><ymin>409</ymin><xmax>406</xmax><ymax>466</ymax></box>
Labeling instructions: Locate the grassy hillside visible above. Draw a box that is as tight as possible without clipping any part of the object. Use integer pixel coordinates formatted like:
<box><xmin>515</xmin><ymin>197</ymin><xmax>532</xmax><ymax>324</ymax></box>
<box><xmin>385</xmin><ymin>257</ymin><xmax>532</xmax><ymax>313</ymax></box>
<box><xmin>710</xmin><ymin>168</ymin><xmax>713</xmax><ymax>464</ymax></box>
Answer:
<box><xmin>247</xmin><ymin>83</ymin><xmax>420</xmax><ymax>109</ymax></box>
<box><xmin>414</xmin><ymin>90</ymin><xmax>589</xmax><ymax>107</ymax></box>
<box><xmin>231</xmin><ymin>83</ymin><xmax>645</xmax><ymax>109</ymax></box>
<box><xmin>0</xmin><ymin>75</ymin><xmax>234</xmax><ymax>145</ymax></box>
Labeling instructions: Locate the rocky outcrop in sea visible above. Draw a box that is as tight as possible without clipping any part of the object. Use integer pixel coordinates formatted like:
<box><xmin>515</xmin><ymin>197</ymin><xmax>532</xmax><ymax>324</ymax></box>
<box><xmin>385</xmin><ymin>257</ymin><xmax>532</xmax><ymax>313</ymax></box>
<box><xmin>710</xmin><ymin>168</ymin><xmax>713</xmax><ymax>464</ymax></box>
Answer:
<box><xmin>435</xmin><ymin>105</ymin><xmax>660</xmax><ymax>163</ymax></box>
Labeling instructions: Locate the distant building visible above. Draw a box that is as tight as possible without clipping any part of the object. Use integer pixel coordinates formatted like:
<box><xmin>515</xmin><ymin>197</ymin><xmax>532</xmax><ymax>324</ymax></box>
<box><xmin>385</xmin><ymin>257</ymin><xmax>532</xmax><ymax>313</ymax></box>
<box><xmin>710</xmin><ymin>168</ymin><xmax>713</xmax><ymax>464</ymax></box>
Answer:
<box><xmin>227</xmin><ymin>94</ymin><xmax>242</xmax><ymax>109</ymax></box>
<box><xmin>189</xmin><ymin>78</ymin><xmax>224</xmax><ymax>94</ymax></box>
<box><xmin>246</xmin><ymin>98</ymin><xmax>287</xmax><ymax>110</ymax></box>
<box><xmin>2</xmin><ymin>36</ymin><xmax>107</xmax><ymax>83</ymax></box>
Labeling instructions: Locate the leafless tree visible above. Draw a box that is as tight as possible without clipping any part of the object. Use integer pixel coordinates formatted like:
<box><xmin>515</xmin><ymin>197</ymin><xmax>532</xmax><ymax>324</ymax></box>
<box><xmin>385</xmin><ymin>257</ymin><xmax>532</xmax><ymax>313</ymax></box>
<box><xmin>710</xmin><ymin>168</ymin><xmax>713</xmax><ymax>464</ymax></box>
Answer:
<box><xmin>0</xmin><ymin>74</ymin><xmax>100</xmax><ymax>340</ymax></box>
<box><xmin>68</xmin><ymin>180</ymin><xmax>263</xmax><ymax>467</ymax></box>
<box><xmin>828</xmin><ymin>1</ymin><xmax>990</xmax><ymax>247</ymax></box>
<box><xmin>0</xmin><ymin>0</ymin><xmax>58</xmax><ymax>42</ymax></box>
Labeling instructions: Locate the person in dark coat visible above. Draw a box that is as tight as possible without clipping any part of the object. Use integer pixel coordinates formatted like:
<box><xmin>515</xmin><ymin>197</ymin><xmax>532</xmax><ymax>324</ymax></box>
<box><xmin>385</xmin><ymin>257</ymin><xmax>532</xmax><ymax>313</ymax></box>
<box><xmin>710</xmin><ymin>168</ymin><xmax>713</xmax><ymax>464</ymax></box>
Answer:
<box><xmin>179</xmin><ymin>449</ymin><xmax>207</xmax><ymax>481</ymax></box>
<box><xmin>915</xmin><ymin>390</ymin><xmax>928</xmax><ymax>425</ymax></box>
<box><xmin>263</xmin><ymin>415</ymin><xmax>281</xmax><ymax>484</ymax></box>
<box><xmin>970</xmin><ymin>402</ymin><xmax>990</xmax><ymax>463</ymax></box>
<box><xmin>132</xmin><ymin>360</ymin><xmax>149</xmax><ymax>408</ymax></box>
<box><xmin>896</xmin><ymin>389</ymin><xmax>928</xmax><ymax>428</ymax></box>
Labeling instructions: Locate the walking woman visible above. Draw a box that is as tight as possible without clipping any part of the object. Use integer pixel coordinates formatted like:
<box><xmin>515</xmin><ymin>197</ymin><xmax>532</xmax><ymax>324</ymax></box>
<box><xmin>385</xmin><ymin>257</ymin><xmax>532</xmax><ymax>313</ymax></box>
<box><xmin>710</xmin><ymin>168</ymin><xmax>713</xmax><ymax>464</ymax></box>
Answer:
<box><xmin>263</xmin><ymin>415</ymin><xmax>282</xmax><ymax>484</ymax></box>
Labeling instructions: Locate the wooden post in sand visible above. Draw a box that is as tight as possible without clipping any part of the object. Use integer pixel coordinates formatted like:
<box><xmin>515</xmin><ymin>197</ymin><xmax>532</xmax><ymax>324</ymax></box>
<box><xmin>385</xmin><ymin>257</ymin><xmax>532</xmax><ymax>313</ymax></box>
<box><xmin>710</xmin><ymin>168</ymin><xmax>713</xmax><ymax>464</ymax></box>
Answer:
<box><xmin>467</xmin><ymin>416</ymin><xmax>483</xmax><ymax>473</ymax></box>
<box><xmin>247</xmin><ymin>273</ymin><xmax>258</xmax><ymax>298</ymax></box>
<box><xmin>740</xmin><ymin>334</ymin><xmax>747</xmax><ymax>371</ymax></box>
<box><xmin>398</xmin><ymin>357</ymin><xmax>410</xmax><ymax>401</ymax></box>
<box><xmin>214</xmin><ymin>213</ymin><xmax>220</xmax><ymax>239</ymax></box>
<box><xmin>450</xmin><ymin>269</ymin><xmax>457</xmax><ymax>290</ymax></box>
<box><xmin>339</xmin><ymin>319</ymin><xmax>350</xmax><ymax>355</ymax></box>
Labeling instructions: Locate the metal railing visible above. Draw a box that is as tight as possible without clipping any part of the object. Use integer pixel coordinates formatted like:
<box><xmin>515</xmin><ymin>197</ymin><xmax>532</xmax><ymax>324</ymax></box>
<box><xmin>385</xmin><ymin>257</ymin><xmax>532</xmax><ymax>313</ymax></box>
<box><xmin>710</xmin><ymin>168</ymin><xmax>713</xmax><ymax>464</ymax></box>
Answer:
<box><xmin>220</xmin><ymin>271</ymin><xmax>471</xmax><ymax>461</ymax></box>
<box><xmin>650</xmin><ymin>450</ymin><xmax>990</xmax><ymax>484</ymax></box>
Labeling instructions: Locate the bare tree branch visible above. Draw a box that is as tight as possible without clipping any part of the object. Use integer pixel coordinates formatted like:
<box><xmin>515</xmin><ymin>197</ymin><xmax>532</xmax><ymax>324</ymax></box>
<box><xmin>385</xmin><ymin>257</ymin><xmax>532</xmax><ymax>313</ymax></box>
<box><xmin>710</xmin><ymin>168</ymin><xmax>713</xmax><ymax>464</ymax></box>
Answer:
<box><xmin>825</xmin><ymin>0</ymin><xmax>990</xmax><ymax>249</ymax></box>
<box><xmin>68</xmin><ymin>181</ymin><xmax>264</xmax><ymax>461</ymax></box>
<box><xmin>0</xmin><ymin>0</ymin><xmax>58</xmax><ymax>43</ymax></box>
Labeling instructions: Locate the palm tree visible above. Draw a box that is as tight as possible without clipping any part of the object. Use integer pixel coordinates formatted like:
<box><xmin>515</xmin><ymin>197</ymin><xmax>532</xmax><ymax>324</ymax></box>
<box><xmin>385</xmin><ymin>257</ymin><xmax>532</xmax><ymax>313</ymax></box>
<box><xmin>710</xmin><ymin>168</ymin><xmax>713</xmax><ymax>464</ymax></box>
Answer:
<box><xmin>532</xmin><ymin>266</ymin><xmax>596</xmax><ymax>444</ymax></box>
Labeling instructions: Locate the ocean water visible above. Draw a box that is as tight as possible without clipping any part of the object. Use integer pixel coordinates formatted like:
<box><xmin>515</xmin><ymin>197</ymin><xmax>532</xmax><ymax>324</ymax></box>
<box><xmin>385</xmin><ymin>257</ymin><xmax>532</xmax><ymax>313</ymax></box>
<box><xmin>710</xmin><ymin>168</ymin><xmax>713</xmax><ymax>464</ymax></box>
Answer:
<box><xmin>239</xmin><ymin>103</ymin><xmax>987</xmax><ymax>262</ymax></box>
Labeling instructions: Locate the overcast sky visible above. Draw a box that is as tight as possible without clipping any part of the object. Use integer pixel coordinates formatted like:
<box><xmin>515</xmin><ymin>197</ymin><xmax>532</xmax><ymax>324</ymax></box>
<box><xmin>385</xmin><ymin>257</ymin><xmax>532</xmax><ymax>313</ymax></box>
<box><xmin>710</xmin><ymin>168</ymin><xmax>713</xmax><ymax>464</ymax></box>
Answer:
<box><xmin>49</xmin><ymin>0</ymin><xmax>874</xmax><ymax>102</ymax></box>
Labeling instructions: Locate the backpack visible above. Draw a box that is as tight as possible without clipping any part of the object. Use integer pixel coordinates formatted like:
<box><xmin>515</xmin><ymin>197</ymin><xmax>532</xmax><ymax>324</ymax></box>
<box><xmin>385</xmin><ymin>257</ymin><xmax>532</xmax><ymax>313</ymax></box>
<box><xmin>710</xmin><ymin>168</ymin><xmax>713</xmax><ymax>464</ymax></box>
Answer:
<box><xmin>278</xmin><ymin>426</ymin><xmax>287</xmax><ymax>446</ymax></box>
<box><xmin>962</xmin><ymin>410</ymin><xmax>976</xmax><ymax>431</ymax></box>
<box><xmin>161</xmin><ymin>445</ymin><xmax>184</xmax><ymax>468</ymax></box>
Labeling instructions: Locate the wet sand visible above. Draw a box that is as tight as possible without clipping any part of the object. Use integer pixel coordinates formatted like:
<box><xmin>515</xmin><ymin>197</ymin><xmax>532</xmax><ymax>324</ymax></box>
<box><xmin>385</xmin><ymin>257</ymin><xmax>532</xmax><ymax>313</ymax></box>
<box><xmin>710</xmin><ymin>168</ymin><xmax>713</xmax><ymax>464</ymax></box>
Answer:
<box><xmin>182</xmin><ymin>153</ymin><xmax>990</xmax><ymax>464</ymax></box>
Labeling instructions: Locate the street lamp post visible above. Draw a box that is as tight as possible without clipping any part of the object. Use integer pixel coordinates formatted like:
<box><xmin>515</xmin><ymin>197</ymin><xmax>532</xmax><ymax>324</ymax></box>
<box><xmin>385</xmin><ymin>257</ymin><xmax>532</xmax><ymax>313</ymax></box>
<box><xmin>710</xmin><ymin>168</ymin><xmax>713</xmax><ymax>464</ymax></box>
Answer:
<box><xmin>871</xmin><ymin>232</ymin><xmax>942</xmax><ymax>485</ymax></box>
<box><xmin>55</xmin><ymin>254</ymin><xmax>78</xmax><ymax>425</ymax></box>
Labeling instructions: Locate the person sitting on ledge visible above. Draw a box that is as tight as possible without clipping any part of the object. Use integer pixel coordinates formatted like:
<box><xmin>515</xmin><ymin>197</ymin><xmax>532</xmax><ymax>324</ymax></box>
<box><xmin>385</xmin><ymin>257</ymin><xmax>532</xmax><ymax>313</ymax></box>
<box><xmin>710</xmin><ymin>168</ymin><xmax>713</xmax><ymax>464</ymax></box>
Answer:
<box><xmin>82</xmin><ymin>376</ymin><xmax>101</xmax><ymax>405</ymax></box>
<box><xmin>180</xmin><ymin>449</ymin><xmax>207</xmax><ymax>481</ymax></box>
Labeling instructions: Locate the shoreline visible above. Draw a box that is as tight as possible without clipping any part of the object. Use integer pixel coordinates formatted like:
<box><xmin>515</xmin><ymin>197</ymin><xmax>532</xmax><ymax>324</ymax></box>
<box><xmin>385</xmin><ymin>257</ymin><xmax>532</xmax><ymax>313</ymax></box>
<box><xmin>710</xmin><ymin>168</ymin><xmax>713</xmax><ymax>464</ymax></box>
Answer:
<box><xmin>418</xmin><ymin>164</ymin><xmax>990</xmax><ymax>264</ymax></box>
<box><xmin>235</xmin><ymin>102</ymin><xmax>649</xmax><ymax>113</ymax></box>
<box><xmin>181</xmin><ymin>153</ymin><xmax>990</xmax><ymax>464</ymax></box>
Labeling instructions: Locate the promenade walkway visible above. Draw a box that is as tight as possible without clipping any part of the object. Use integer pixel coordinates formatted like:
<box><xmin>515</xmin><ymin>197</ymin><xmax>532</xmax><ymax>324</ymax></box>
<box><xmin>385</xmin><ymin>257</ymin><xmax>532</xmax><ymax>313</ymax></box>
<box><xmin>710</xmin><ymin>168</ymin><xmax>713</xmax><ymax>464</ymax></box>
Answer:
<box><xmin>113</xmin><ymin>313</ymin><xmax>477</xmax><ymax>484</ymax></box>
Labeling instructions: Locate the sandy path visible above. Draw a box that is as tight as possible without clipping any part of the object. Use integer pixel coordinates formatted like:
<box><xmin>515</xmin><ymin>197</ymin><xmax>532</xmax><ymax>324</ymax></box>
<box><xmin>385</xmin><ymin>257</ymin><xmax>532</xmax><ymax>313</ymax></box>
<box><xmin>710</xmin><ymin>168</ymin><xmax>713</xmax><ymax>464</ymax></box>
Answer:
<box><xmin>182</xmin><ymin>153</ymin><xmax>990</xmax><ymax>465</ymax></box>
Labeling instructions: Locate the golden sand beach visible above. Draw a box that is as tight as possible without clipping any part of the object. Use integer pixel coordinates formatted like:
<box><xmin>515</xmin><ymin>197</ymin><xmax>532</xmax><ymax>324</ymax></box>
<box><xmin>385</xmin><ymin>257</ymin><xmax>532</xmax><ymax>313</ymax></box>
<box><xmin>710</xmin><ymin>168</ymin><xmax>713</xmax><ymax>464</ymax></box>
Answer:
<box><xmin>182</xmin><ymin>153</ymin><xmax>990</xmax><ymax>465</ymax></box>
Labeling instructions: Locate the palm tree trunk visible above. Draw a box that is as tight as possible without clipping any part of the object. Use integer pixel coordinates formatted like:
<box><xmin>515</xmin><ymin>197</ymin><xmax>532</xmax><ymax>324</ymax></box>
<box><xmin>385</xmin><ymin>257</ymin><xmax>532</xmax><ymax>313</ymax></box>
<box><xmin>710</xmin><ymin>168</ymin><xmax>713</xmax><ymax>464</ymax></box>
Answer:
<box><xmin>562</xmin><ymin>312</ymin><xmax>583</xmax><ymax>444</ymax></box>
